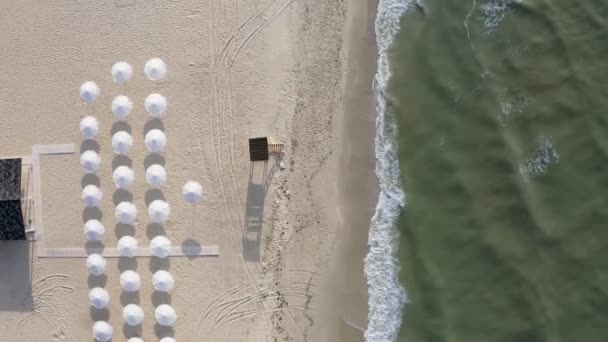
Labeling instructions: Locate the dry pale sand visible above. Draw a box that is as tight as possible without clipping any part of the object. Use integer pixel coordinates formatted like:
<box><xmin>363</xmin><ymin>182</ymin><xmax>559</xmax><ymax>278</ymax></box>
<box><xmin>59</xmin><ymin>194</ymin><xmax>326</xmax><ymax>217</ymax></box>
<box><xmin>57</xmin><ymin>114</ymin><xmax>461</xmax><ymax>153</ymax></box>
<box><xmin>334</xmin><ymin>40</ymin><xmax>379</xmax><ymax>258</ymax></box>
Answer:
<box><xmin>0</xmin><ymin>0</ymin><xmax>377</xmax><ymax>341</ymax></box>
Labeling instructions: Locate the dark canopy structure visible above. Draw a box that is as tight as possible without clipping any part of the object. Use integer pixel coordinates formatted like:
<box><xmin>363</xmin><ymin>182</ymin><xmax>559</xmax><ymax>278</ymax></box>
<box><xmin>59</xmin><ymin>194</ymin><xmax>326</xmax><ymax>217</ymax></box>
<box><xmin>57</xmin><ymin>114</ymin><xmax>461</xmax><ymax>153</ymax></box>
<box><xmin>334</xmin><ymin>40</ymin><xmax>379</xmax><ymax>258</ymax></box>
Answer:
<box><xmin>0</xmin><ymin>158</ymin><xmax>25</xmax><ymax>240</ymax></box>
<box><xmin>249</xmin><ymin>137</ymin><xmax>269</xmax><ymax>161</ymax></box>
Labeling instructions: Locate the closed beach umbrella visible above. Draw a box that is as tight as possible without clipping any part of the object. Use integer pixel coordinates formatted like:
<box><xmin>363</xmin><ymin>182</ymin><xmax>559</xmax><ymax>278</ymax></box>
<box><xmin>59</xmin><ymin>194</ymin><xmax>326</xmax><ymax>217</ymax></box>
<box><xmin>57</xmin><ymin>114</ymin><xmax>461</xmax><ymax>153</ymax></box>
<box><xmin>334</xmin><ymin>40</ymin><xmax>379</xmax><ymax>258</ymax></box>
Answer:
<box><xmin>144</xmin><ymin>93</ymin><xmax>167</xmax><ymax>118</ymax></box>
<box><xmin>117</xmin><ymin>235</ymin><xmax>138</xmax><ymax>257</ymax></box>
<box><xmin>148</xmin><ymin>200</ymin><xmax>171</xmax><ymax>223</ymax></box>
<box><xmin>145</xmin><ymin>129</ymin><xmax>167</xmax><ymax>153</ymax></box>
<box><xmin>80</xmin><ymin>81</ymin><xmax>100</xmax><ymax>104</ymax></box>
<box><xmin>84</xmin><ymin>219</ymin><xmax>104</xmax><ymax>241</ymax></box>
<box><xmin>153</xmin><ymin>270</ymin><xmax>175</xmax><ymax>292</ymax></box>
<box><xmin>112</xmin><ymin>131</ymin><xmax>133</xmax><ymax>155</ymax></box>
<box><xmin>120</xmin><ymin>270</ymin><xmax>141</xmax><ymax>292</ymax></box>
<box><xmin>160</xmin><ymin>338</ymin><xmax>176</xmax><ymax>342</ymax></box>
<box><xmin>146</xmin><ymin>164</ymin><xmax>167</xmax><ymax>188</ymax></box>
<box><xmin>123</xmin><ymin>304</ymin><xmax>145</xmax><ymax>326</ymax></box>
<box><xmin>127</xmin><ymin>338</ymin><xmax>143</xmax><ymax>342</ymax></box>
<box><xmin>80</xmin><ymin>116</ymin><xmax>100</xmax><ymax>139</ymax></box>
<box><xmin>86</xmin><ymin>254</ymin><xmax>107</xmax><ymax>276</ymax></box>
<box><xmin>150</xmin><ymin>236</ymin><xmax>171</xmax><ymax>258</ymax></box>
<box><xmin>80</xmin><ymin>150</ymin><xmax>101</xmax><ymax>173</ymax></box>
<box><xmin>115</xmin><ymin>202</ymin><xmax>137</xmax><ymax>224</ymax></box>
<box><xmin>82</xmin><ymin>185</ymin><xmax>103</xmax><ymax>207</ymax></box>
<box><xmin>92</xmin><ymin>321</ymin><xmax>113</xmax><ymax>342</ymax></box>
<box><xmin>155</xmin><ymin>304</ymin><xmax>177</xmax><ymax>326</ymax></box>
<box><xmin>182</xmin><ymin>181</ymin><xmax>203</xmax><ymax>204</ymax></box>
<box><xmin>113</xmin><ymin>166</ymin><xmax>135</xmax><ymax>189</ymax></box>
<box><xmin>145</xmin><ymin>58</ymin><xmax>167</xmax><ymax>81</ymax></box>
<box><xmin>111</xmin><ymin>61</ymin><xmax>133</xmax><ymax>84</ymax></box>
<box><xmin>112</xmin><ymin>95</ymin><xmax>133</xmax><ymax>120</ymax></box>
<box><xmin>89</xmin><ymin>287</ymin><xmax>110</xmax><ymax>309</ymax></box>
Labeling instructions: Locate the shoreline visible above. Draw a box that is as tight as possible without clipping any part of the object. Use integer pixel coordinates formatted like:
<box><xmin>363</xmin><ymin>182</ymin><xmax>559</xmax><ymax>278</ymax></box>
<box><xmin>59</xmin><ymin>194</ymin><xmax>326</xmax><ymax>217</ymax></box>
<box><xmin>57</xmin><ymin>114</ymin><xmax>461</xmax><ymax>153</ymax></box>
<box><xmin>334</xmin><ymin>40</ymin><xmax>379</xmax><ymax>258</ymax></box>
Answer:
<box><xmin>307</xmin><ymin>0</ymin><xmax>379</xmax><ymax>340</ymax></box>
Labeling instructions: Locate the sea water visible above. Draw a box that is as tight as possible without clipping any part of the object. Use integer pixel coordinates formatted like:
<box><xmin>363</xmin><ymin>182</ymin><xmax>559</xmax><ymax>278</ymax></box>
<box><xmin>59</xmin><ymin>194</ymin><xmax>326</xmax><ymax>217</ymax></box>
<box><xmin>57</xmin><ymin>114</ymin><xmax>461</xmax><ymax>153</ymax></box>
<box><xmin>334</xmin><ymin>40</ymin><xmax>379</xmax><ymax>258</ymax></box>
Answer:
<box><xmin>364</xmin><ymin>1</ymin><xmax>411</xmax><ymax>341</ymax></box>
<box><xmin>388</xmin><ymin>0</ymin><xmax>608</xmax><ymax>341</ymax></box>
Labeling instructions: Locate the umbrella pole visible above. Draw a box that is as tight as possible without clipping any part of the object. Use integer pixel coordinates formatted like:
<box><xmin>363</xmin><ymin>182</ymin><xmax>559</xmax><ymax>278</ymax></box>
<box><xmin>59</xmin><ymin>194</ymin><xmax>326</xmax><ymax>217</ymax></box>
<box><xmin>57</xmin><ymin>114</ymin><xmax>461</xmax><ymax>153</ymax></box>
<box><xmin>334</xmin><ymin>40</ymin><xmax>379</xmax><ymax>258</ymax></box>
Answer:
<box><xmin>191</xmin><ymin>205</ymin><xmax>196</xmax><ymax>238</ymax></box>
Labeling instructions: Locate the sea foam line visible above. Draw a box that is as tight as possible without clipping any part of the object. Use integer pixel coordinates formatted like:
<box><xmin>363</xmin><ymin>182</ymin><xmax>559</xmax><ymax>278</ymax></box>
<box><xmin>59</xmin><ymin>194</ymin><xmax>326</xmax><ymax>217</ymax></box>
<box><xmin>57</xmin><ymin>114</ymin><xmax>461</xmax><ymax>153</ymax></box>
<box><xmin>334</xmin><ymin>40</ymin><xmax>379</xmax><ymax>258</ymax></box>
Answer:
<box><xmin>364</xmin><ymin>0</ymin><xmax>411</xmax><ymax>341</ymax></box>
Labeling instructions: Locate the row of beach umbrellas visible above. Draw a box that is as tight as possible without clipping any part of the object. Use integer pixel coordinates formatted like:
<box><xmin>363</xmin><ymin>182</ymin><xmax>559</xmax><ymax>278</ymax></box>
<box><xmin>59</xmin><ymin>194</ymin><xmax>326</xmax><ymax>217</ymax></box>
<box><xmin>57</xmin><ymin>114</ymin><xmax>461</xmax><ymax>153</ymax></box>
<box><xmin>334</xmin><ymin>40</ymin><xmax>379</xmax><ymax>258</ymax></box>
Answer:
<box><xmin>93</xmin><ymin>321</ymin><xmax>176</xmax><ymax>342</ymax></box>
<box><xmin>82</xmin><ymin>59</ymin><xmax>198</xmax><ymax>341</ymax></box>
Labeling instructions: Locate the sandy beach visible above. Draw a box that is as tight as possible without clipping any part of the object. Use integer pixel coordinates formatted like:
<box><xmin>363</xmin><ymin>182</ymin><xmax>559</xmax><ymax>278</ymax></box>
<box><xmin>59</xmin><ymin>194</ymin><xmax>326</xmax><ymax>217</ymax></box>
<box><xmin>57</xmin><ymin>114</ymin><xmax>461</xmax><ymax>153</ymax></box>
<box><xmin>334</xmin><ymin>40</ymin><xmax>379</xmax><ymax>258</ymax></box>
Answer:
<box><xmin>0</xmin><ymin>0</ymin><xmax>377</xmax><ymax>341</ymax></box>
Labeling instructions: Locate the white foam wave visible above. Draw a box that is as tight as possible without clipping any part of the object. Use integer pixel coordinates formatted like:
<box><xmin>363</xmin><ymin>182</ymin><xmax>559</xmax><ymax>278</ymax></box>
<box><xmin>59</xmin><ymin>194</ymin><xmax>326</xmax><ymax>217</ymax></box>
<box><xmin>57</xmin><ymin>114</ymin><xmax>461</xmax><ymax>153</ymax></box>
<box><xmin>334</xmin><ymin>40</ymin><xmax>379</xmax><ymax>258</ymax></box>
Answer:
<box><xmin>520</xmin><ymin>136</ymin><xmax>560</xmax><ymax>176</ymax></box>
<box><xmin>364</xmin><ymin>0</ymin><xmax>411</xmax><ymax>341</ymax></box>
<box><xmin>480</xmin><ymin>0</ymin><xmax>524</xmax><ymax>35</ymax></box>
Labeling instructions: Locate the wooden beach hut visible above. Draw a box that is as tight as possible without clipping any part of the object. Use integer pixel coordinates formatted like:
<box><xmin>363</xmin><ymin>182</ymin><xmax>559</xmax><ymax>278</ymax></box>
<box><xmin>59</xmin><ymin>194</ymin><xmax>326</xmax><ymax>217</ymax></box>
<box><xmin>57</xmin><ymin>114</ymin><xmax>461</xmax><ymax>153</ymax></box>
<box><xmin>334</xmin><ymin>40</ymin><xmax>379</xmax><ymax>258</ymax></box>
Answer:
<box><xmin>0</xmin><ymin>158</ymin><xmax>26</xmax><ymax>240</ymax></box>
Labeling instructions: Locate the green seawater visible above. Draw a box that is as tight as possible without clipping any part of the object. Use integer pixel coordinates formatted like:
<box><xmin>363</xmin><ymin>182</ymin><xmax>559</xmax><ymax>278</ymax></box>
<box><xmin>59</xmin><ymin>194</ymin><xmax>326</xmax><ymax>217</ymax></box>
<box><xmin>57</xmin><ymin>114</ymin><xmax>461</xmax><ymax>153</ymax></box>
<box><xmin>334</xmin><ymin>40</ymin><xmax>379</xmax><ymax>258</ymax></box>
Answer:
<box><xmin>389</xmin><ymin>1</ymin><xmax>608</xmax><ymax>341</ymax></box>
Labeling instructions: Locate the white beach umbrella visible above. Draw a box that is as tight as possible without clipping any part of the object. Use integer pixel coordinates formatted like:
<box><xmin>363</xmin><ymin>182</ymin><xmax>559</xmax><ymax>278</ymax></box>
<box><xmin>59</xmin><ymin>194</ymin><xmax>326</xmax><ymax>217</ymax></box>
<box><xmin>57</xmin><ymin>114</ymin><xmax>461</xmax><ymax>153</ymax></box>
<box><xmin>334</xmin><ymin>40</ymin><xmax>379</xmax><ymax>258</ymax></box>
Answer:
<box><xmin>80</xmin><ymin>150</ymin><xmax>101</xmax><ymax>173</ymax></box>
<box><xmin>120</xmin><ymin>270</ymin><xmax>141</xmax><ymax>292</ymax></box>
<box><xmin>111</xmin><ymin>61</ymin><xmax>133</xmax><ymax>84</ymax></box>
<box><xmin>146</xmin><ymin>164</ymin><xmax>167</xmax><ymax>188</ymax></box>
<box><xmin>182</xmin><ymin>181</ymin><xmax>203</xmax><ymax>204</ymax></box>
<box><xmin>144</xmin><ymin>93</ymin><xmax>167</xmax><ymax>118</ymax></box>
<box><xmin>80</xmin><ymin>81</ymin><xmax>100</xmax><ymax>104</ymax></box>
<box><xmin>80</xmin><ymin>116</ymin><xmax>100</xmax><ymax>139</ymax></box>
<box><xmin>84</xmin><ymin>219</ymin><xmax>105</xmax><ymax>241</ymax></box>
<box><xmin>145</xmin><ymin>129</ymin><xmax>167</xmax><ymax>153</ymax></box>
<box><xmin>113</xmin><ymin>166</ymin><xmax>135</xmax><ymax>189</ymax></box>
<box><xmin>86</xmin><ymin>254</ymin><xmax>107</xmax><ymax>276</ymax></box>
<box><xmin>89</xmin><ymin>287</ymin><xmax>110</xmax><ymax>309</ymax></box>
<box><xmin>115</xmin><ymin>201</ymin><xmax>137</xmax><ymax>224</ymax></box>
<box><xmin>145</xmin><ymin>58</ymin><xmax>167</xmax><ymax>81</ymax></box>
<box><xmin>127</xmin><ymin>338</ymin><xmax>144</xmax><ymax>342</ymax></box>
<box><xmin>123</xmin><ymin>304</ymin><xmax>145</xmax><ymax>326</ymax></box>
<box><xmin>92</xmin><ymin>321</ymin><xmax>113</xmax><ymax>342</ymax></box>
<box><xmin>155</xmin><ymin>304</ymin><xmax>177</xmax><ymax>326</ymax></box>
<box><xmin>153</xmin><ymin>270</ymin><xmax>175</xmax><ymax>292</ymax></box>
<box><xmin>82</xmin><ymin>185</ymin><xmax>103</xmax><ymax>207</ymax></box>
<box><xmin>150</xmin><ymin>236</ymin><xmax>171</xmax><ymax>258</ymax></box>
<box><xmin>148</xmin><ymin>200</ymin><xmax>171</xmax><ymax>223</ymax></box>
<box><xmin>160</xmin><ymin>338</ymin><xmax>176</xmax><ymax>342</ymax></box>
<box><xmin>112</xmin><ymin>95</ymin><xmax>134</xmax><ymax>120</ymax></box>
<box><xmin>117</xmin><ymin>235</ymin><xmax>138</xmax><ymax>257</ymax></box>
<box><xmin>112</xmin><ymin>131</ymin><xmax>134</xmax><ymax>155</ymax></box>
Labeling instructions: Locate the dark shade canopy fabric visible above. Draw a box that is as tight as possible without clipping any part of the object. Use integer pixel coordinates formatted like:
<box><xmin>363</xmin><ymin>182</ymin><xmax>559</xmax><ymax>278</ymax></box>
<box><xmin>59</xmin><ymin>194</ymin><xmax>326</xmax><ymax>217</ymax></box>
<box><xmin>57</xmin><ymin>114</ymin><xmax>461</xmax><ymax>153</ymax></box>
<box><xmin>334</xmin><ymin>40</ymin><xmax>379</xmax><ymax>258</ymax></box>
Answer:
<box><xmin>0</xmin><ymin>158</ymin><xmax>25</xmax><ymax>240</ymax></box>
<box><xmin>249</xmin><ymin>137</ymin><xmax>269</xmax><ymax>161</ymax></box>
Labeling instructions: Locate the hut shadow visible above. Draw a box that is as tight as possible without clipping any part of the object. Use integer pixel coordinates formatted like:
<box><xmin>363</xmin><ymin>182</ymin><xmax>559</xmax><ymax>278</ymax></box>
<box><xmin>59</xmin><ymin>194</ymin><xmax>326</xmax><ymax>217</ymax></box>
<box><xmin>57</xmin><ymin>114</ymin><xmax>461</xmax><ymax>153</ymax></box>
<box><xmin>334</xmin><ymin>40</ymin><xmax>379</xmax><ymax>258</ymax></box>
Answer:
<box><xmin>90</xmin><ymin>307</ymin><xmax>109</xmax><ymax>321</ymax></box>
<box><xmin>80</xmin><ymin>140</ymin><xmax>100</xmax><ymax>153</ymax></box>
<box><xmin>0</xmin><ymin>241</ymin><xmax>33</xmax><ymax>311</ymax></box>
<box><xmin>120</xmin><ymin>291</ymin><xmax>140</xmax><ymax>306</ymax></box>
<box><xmin>151</xmin><ymin>291</ymin><xmax>172</xmax><ymax>306</ymax></box>
<box><xmin>243</xmin><ymin>159</ymin><xmax>279</xmax><ymax>262</ymax></box>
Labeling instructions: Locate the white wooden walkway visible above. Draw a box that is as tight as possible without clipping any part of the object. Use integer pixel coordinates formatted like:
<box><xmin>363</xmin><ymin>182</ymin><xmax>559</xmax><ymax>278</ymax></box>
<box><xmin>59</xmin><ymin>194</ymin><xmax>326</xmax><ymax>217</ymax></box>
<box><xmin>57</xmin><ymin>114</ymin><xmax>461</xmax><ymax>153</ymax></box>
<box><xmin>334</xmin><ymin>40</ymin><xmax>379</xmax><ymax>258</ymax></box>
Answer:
<box><xmin>20</xmin><ymin>143</ymin><xmax>220</xmax><ymax>258</ymax></box>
